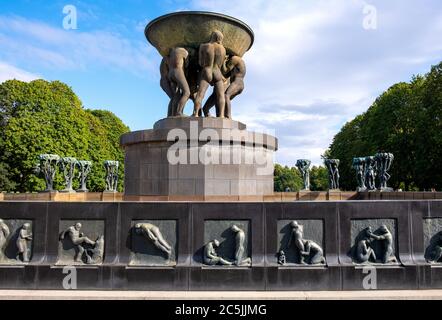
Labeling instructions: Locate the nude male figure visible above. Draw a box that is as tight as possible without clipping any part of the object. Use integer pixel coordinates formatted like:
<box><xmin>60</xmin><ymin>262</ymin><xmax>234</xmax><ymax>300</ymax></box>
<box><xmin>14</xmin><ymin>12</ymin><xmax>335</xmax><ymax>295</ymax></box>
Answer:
<box><xmin>203</xmin><ymin>239</ymin><xmax>232</xmax><ymax>266</ymax></box>
<box><xmin>231</xmin><ymin>225</ymin><xmax>251</xmax><ymax>266</ymax></box>
<box><xmin>17</xmin><ymin>222</ymin><xmax>33</xmax><ymax>262</ymax></box>
<box><xmin>193</xmin><ymin>30</ymin><xmax>226</xmax><ymax>118</ymax></box>
<box><xmin>302</xmin><ymin>240</ymin><xmax>326</xmax><ymax>265</ymax></box>
<box><xmin>287</xmin><ymin>221</ymin><xmax>307</xmax><ymax>264</ymax></box>
<box><xmin>223</xmin><ymin>55</ymin><xmax>245</xmax><ymax>119</ymax></box>
<box><xmin>0</xmin><ymin>219</ymin><xmax>10</xmax><ymax>255</ymax></box>
<box><xmin>168</xmin><ymin>47</ymin><xmax>191</xmax><ymax>117</ymax></box>
<box><xmin>203</xmin><ymin>55</ymin><xmax>246</xmax><ymax>118</ymax></box>
<box><xmin>426</xmin><ymin>232</ymin><xmax>442</xmax><ymax>263</ymax></box>
<box><xmin>134</xmin><ymin>223</ymin><xmax>172</xmax><ymax>258</ymax></box>
<box><xmin>370</xmin><ymin>225</ymin><xmax>397</xmax><ymax>263</ymax></box>
<box><xmin>160</xmin><ymin>57</ymin><xmax>175</xmax><ymax>117</ymax></box>
<box><xmin>60</xmin><ymin>223</ymin><xmax>95</xmax><ymax>262</ymax></box>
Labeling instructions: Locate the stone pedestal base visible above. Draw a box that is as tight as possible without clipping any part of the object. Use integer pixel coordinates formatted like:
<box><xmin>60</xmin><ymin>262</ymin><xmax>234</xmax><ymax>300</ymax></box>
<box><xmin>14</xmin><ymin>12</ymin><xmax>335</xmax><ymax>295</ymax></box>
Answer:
<box><xmin>120</xmin><ymin>118</ymin><xmax>278</xmax><ymax>199</ymax></box>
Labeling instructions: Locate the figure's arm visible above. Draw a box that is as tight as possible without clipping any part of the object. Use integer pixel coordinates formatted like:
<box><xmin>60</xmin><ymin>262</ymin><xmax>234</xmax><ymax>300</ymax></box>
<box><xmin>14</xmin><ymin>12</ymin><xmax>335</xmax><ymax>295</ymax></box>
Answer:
<box><xmin>362</xmin><ymin>243</ymin><xmax>368</xmax><ymax>255</ymax></box>
<box><xmin>3</xmin><ymin>226</ymin><xmax>9</xmax><ymax>238</ymax></box>
<box><xmin>183</xmin><ymin>50</ymin><xmax>190</xmax><ymax>69</ymax></box>
<box><xmin>301</xmin><ymin>241</ymin><xmax>311</xmax><ymax>255</ymax></box>
<box><xmin>198</xmin><ymin>45</ymin><xmax>204</xmax><ymax>67</ymax></box>
<box><xmin>222</xmin><ymin>57</ymin><xmax>231</xmax><ymax>77</ymax></box>
<box><xmin>206</xmin><ymin>246</ymin><xmax>217</xmax><ymax>259</ymax></box>
<box><xmin>368</xmin><ymin>232</ymin><xmax>383</xmax><ymax>240</ymax></box>
<box><xmin>295</xmin><ymin>238</ymin><xmax>305</xmax><ymax>253</ymax></box>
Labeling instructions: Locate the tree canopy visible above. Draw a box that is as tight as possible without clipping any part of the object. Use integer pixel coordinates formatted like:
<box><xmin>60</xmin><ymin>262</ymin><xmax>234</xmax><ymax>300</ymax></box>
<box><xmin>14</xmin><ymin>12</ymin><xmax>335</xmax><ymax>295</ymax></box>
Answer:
<box><xmin>328</xmin><ymin>61</ymin><xmax>442</xmax><ymax>191</ymax></box>
<box><xmin>274</xmin><ymin>164</ymin><xmax>328</xmax><ymax>192</ymax></box>
<box><xmin>0</xmin><ymin>79</ymin><xmax>129</xmax><ymax>192</ymax></box>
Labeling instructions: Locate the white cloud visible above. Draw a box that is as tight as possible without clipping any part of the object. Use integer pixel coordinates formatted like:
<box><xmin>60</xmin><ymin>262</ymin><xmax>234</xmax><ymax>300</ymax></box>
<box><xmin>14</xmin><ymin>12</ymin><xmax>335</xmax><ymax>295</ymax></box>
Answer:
<box><xmin>0</xmin><ymin>62</ymin><xmax>40</xmax><ymax>83</ymax></box>
<box><xmin>1</xmin><ymin>2</ymin><xmax>441</xmax><ymax>168</ymax></box>
<box><xmin>0</xmin><ymin>15</ymin><xmax>158</xmax><ymax>77</ymax></box>
<box><xmin>188</xmin><ymin>0</ymin><xmax>442</xmax><ymax>166</ymax></box>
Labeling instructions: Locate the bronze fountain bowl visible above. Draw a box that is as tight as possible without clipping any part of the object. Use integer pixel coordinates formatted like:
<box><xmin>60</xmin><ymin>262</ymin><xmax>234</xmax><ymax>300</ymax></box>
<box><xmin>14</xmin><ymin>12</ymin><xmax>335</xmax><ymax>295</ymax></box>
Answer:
<box><xmin>145</xmin><ymin>11</ymin><xmax>254</xmax><ymax>57</ymax></box>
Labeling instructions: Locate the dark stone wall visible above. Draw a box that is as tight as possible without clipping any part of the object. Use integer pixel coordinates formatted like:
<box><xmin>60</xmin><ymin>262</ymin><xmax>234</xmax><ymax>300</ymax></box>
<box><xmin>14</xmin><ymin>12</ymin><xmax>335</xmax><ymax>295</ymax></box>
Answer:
<box><xmin>0</xmin><ymin>200</ymin><xmax>440</xmax><ymax>290</ymax></box>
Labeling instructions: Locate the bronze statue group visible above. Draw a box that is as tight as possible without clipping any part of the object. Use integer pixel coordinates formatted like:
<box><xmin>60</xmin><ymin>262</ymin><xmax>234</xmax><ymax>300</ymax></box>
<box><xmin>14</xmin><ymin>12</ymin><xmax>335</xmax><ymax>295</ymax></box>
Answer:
<box><xmin>160</xmin><ymin>30</ymin><xmax>246</xmax><ymax>119</ymax></box>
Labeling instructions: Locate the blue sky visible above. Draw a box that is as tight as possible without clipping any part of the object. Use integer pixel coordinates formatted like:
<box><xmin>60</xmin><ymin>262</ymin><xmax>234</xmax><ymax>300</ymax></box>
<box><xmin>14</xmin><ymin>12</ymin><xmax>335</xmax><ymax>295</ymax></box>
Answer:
<box><xmin>1</xmin><ymin>0</ymin><xmax>442</xmax><ymax>165</ymax></box>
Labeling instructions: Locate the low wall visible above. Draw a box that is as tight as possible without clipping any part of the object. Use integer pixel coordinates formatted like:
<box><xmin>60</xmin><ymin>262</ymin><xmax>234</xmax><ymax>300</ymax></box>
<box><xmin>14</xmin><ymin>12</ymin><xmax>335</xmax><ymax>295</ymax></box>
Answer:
<box><xmin>0</xmin><ymin>200</ymin><xmax>440</xmax><ymax>290</ymax></box>
<box><xmin>1</xmin><ymin>191</ymin><xmax>442</xmax><ymax>202</ymax></box>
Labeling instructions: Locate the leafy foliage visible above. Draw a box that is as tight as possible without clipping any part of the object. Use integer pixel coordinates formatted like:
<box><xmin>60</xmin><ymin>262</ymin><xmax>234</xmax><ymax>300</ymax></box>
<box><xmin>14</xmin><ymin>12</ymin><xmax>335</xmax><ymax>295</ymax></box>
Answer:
<box><xmin>274</xmin><ymin>164</ymin><xmax>329</xmax><ymax>192</ymax></box>
<box><xmin>0</xmin><ymin>79</ymin><xmax>129</xmax><ymax>192</ymax></box>
<box><xmin>309</xmin><ymin>166</ymin><xmax>329</xmax><ymax>191</ymax></box>
<box><xmin>329</xmin><ymin>62</ymin><xmax>442</xmax><ymax>191</ymax></box>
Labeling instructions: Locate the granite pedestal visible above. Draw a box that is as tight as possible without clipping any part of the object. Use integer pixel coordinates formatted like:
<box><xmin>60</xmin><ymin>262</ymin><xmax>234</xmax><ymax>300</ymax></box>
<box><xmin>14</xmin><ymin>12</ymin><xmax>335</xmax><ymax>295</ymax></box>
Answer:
<box><xmin>120</xmin><ymin>118</ymin><xmax>278</xmax><ymax>201</ymax></box>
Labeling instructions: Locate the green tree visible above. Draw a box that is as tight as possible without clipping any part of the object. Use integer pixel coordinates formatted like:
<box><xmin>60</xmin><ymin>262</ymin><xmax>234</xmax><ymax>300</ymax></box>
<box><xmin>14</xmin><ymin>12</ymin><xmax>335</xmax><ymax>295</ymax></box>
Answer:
<box><xmin>0</xmin><ymin>79</ymin><xmax>129</xmax><ymax>192</ymax></box>
<box><xmin>274</xmin><ymin>164</ymin><xmax>303</xmax><ymax>192</ymax></box>
<box><xmin>310</xmin><ymin>166</ymin><xmax>328</xmax><ymax>191</ymax></box>
<box><xmin>328</xmin><ymin>61</ymin><xmax>441</xmax><ymax>191</ymax></box>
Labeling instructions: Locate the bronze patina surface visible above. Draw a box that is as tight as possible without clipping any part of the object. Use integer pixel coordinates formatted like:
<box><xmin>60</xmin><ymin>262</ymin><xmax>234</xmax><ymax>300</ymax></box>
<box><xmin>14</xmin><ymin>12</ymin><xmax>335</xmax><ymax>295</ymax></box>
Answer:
<box><xmin>145</xmin><ymin>11</ymin><xmax>254</xmax><ymax>57</ymax></box>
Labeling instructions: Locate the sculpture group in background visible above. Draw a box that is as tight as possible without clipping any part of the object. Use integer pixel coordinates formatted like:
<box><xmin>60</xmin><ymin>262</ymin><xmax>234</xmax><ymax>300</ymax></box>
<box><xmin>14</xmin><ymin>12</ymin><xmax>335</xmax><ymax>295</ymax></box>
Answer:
<box><xmin>353</xmin><ymin>225</ymin><xmax>397</xmax><ymax>264</ymax></box>
<box><xmin>60</xmin><ymin>222</ymin><xmax>104</xmax><ymax>264</ymax></box>
<box><xmin>352</xmin><ymin>157</ymin><xmax>367</xmax><ymax>192</ymax></box>
<box><xmin>425</xmin><ymin>231</ymin><xmax>442</xmax><ymax>263</ymax></box>
<box><xmin>364</xmin><ymin>156</ymin><xmax>377</xmax><ymax>191</ymax></box>
<box><xmin>77</xmin><ymin>161</ymin><xmax>92</xmax><ymax>192</ymax></box>
<box><xmin>375</xmin><ymin>153</ymin><xmax>394</xmax><ymax>191</ymax></box>
<box><xmin>35</xmin><ymin>154</ymin><xmax>60</xmax><ymax>191</ymax></box>
<box><xmin>296</xmin><ymin>159</ymin><xmax>311</xmax><ymax>191</ymax></box>
<box><xmin>160</xmin><ymin>30</ymin><xmax>246</xmax><ymax>119</ymax></box>
<box><xmin>283</xmin><ymin>221</ymin><xmax>325</xmax><ymax>265</ymax></box>
<box><xmin>59</xmin><ymin>157</ymin><xmax>78</xmax><ymax>193</ymax></box>
<box><xmin>35</xmin><ymin>154</ymin><xmax>99</xmax><ymax>193</ymax></box>
<box><xmin>104</xmin><ymin>160</ymin><xmax>119</xmax><ymax>192</ymax></box>
<box><xmin>353</xmin><ymin>153</ymin><xmax>394</xmax><ymax>192</ymax></box>
<box><xmin>134</xmin><ymin>223</ymin><xmax>173</xmax><ymax>259</ymax></box>
<box><xmin>324</xmin><ymin>158</ymin><xmax>340</xmax><ymax>190</ymax></box>
<box><xmin>202</xmin><ymin>224</ymin><xmax>251</xmax><ymax>267</ymax></box>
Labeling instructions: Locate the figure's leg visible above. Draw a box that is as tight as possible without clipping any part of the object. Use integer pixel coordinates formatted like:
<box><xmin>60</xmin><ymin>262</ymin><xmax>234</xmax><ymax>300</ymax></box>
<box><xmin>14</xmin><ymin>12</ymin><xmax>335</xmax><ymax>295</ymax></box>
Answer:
<box><xmin>224</xmin><ymin>82</ymin><xmax>243</xmax><ymax>119</ymax></box>
<box><xmin>239</xmin><ymin>257</ymin><xmax>251</xmax><ymax>266</ymax></box>
<box><xmin>310</xmin><ymin>251</ymin><xmax>324</xmax><ymax>265</ymax></box>
<box><xmin>219</xmin><ymin>257</ymin><xmax>233</xmax><ymax>265</ymax></box>
<box><xmin>214</xmin><ymin>80</ymin><xmax>226</xmax><ymax>118</ymax></box>
<box><xmin>169</xmin><ymin>82</ymin><xmax>179</xmax><ymax>116</ymax></box>
<box><xmin>433</xmin><ymin>247</ymin><xmax>442</xmax><ymax>262</ymax></box>
<box><xmin>385</xmin><ymin>249</ymin><xmax>396</xmax><ymax>263</ymax></box>
<box><xmin>234</xmin><ymin>246</ymin><xmax>244</xmax><ymax>265</ymax></box>
<box><xmin>154</xmin><ymin>231</ymin><xmax>172</xmax><ymax>251</ymax></box>
<box><xmin>193</xmin><ymin>80</ymin><xmax>210</xmax><ymax>117</ymax></box>
<box><xmin>369</xmin><ymin>249</ymin><xmax>377</xmax><ymax>262</ymax></box>
<box><xmin>78</xmin><ymin>236</ymin><xmax>95</xmax><ymax>246</ymax></box>
<box><xmin>205</xmin><ymin>258</ymin><xmax>218</xmax><ymax>266</ymax></box>
<box><xmin>172</xmin><ymin>71</ymin><xmax>190</xmax><ymax>116</ymax></box>
<box><xmin>75</xmin><ymin>245</ymin><xmax>84</xmax><ymax>262</ymax></box>
<box><xmin>153</xmin><ymin>240</ymin><xmax>172</xmax><ymax>256</ymax></box>
<box><xmin>202</xmin><ymin>92</ymin><xmax>216</xmax><ymax>117</ymax></box>
<box><xmin>23</xmin><ymin>248</ymin><xmax>29</xmax><ymax>262</ymax></box>
<box><xmin>161</xmin><ymin>79</ymin><xmax>174</xmax><ymax>117</ymax></box>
